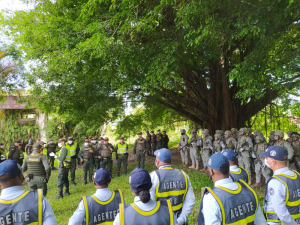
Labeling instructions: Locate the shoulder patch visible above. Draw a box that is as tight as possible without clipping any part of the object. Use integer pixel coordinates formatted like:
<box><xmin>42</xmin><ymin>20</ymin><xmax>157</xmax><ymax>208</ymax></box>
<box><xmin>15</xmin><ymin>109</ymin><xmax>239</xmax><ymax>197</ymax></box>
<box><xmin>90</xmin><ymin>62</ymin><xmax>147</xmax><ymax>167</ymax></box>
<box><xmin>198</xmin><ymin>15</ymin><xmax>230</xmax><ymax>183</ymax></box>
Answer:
<box><xmin>269</xmin><ymin>187</ymin><xmax>275</xmax><ymax>195</ymax></box>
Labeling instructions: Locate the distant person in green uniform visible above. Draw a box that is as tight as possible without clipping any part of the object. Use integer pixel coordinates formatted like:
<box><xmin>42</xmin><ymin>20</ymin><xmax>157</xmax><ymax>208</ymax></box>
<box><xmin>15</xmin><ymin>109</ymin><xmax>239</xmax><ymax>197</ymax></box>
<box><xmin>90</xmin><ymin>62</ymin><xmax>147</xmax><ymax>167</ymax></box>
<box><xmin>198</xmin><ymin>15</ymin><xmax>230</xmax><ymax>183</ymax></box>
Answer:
<box><xmin>25</xmin><ymin>138</ymin><xmax>33</xmax><ymax>155</ymax></box>
<box><xmin>78</xmin><ymin>140</ymin><xmax>94</xmax><ymax>185</ymax></box>
<box><xmin>133</xmin><ymin>133</ymin><xmax>147</xmax><ymax>169</ymax></box>
<box><xmin>46</xmin><ymin>139</ymin><xmax>57</xmax><ymax>169</ymax></box>
<box><xmin>17</xmin><ymin>143</ymin><xmax>25</xmax><ymax>166</ymax></box>
<box><xmin>115</xmin><ymin>137</ymin><xmax>128</xmax><ymax>177</ymax></box>
<box><xmin>65</xmin><ymin>136</ymin><xmax>79</xmax><ymax>185</ymax></box>
<box><xmin>99</xmin><ymin>138</ymin><xmax>115</xmax><ymax>178</ymax></box>
<box><xmin>8</xmin><ymin>141</ymin><xmax>20</xmax><ymax>162</ymax></box>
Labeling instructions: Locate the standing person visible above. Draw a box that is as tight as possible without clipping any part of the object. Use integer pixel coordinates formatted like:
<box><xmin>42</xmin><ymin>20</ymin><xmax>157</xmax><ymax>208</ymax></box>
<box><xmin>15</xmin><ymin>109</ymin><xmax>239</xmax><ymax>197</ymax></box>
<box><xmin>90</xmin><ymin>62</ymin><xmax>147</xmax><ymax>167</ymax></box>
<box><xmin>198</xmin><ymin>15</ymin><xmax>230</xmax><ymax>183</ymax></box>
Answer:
<box><xmin>162</xmin><ymin>131</ymin><xmax>169</xmax><ymax>149</ymax></box>
<box><xmin>201</xmin><ymin>129</ymin><xmax>213</xmax><ymax>170</ymax></box>
<box><xmin>213</xmin><ymin>133</ymin><xmax>225</xmax><ymax>153</ymax></box>
<box><xmin>133</xmin><ymin>132</ymin><xmax>147</xmax><ymax>169</ymax></box>
<box><xmin>222</xmin><ymin>149</ymin><xmax>249</xmax><ymax>183</ymax></box>
<box><xmin>90</xmin><ymin>137</ymin><xmax>98</xmax><ymax>169</ymax></box>
<box><xmin>46</xmin><ymin>139</ymin><xmax>57</xmax><ymax>169</ymax></box>
<box><xmin>150</xmin><ymin>131</ymin><xmax>156</xmax><ymax>156</ymax></box>
<box><xmin>40</xmin><ymin>142</ymin><xmax>48</xmax><ymax>156</ymax></box>
<box><xmin>224</xmin><ymin>130</ymin><xmax>237</xmax><ymax>151</ymax></box>
<box><xmin>236</xmin><ymin>128</ymin><xmax>253</xmax><ymax>183</ymax></box>
<box><xmin>95</xmin><ymin>137</ymin><xmax>103</xmax><ymax>169</ymax></box>
<box><xmin>36</xmin><ymin>139</ymin><xmax>41</xmax><ymax>143</ymax></box>
<box><xmin>291</xmin><ymin>132</ymin><xmax>300</xmax><ymax>172</ymax></box>
<box><xmin>0</xmin><ymin>160</ymin><xmax>57</xmax><ymax>225</ymax></box>
<box><xmin>115</xmin><ymin>137</ymin><xmax>128</xmax><ymax>177</ymax></box>
<box><xmin>150</xmin><ymin>148</ymin><xmax>195</xmax><ymax>225</ymax></box>
<box><xmin>114</xmin><ymin>168</ymin><xmax>177</xmax><ymax>225</ymax></box>
<box><xmin>0</xmin><ymin>143</ymin><xmax>6</xmax><ymax>163</ymax></box>
<box><xmin>145</xmin><ymin>131</ymin><xmax>152</xmax><ymax>156</ymax></box>
<box><xmin>50</xmin><ymin>138</ymin><xmax>71</xmax><ymax>199</ymax></box>
<box><xmin>78</xmin><ymin>141</ymin><xmax>94</xmax><ymax>184</ymax></box>
<box><xmin>8</xmin><ymin>140</ymin><xmax>20</xmax><ymax>161</ymax></box>
<box><xmin>22</xmin><ymin>142</ymin><xmax>51</xmax><ymax>196</ymax></box>
<box><xmin>259</xmin><ymin>146</ymin><xmax>300</xmax><ymax>224</ymax></box>
<box><xmin>25</xmin><ymin>138</ymin><xmax>33</xmax><ymax>155</ymax></box>
<box><xmin>198</xmin><ymin>153</ymin><xmax>266</xmax><ymax>225</ymax></box>
<box><xmin>274</xmin><ymin>130</ymin><xmax>294</xmax><ymax>166</ymax></box>
<box><xmin>65</xmin><ymin>136</ymin><xmax>79</xmax><ymax>185</ymax></box>
<box><xmin>69</xmin><ymin>168</ymin><xmax>124</xmax><ymax>225</ymax></box>
<box><xmin>189</xmin><ymin>130</ymin><xmax>202</xmax><ymax>170</ymax></box>
<box><xmin>251</xmin><ymin>135</ymin><xmax>271</xmax><ymax>188</ymax></box>
<box><xmin>99</xmin><ymin>137</ymin><xmax>114</xmax><ymax>177</ymax></box>
<box><xmin>156</xmin><ymin>129</ymin><xmax>163</xmax><ymax>150</ymax></box>
<box><xmin>231</xmin><ymin>128</ymin><xmax>239</xmax><ymax>141</ymax></box>
<box><xmin>247</xmin><ymin>128</ymin><xmax>255</xmax><ymax>144</ymax></box>
<box><xmin>286</xmin><ymin>131</ymin><xmax>294</xmax><ymax>144</ymax></box>
<box><xmin>17</xmin><ymin>142</ymin><xmax>25</xmax><ymax>166</ymax></box>
<box><xmin>179</xmin><ymin>129</ymin><xmax>189</xmax><ymax>167</ymax></box>
<box><xmin>268</xmin><ymin>134</ymin><xmax>276</xmax><ymax>146</ymax></box>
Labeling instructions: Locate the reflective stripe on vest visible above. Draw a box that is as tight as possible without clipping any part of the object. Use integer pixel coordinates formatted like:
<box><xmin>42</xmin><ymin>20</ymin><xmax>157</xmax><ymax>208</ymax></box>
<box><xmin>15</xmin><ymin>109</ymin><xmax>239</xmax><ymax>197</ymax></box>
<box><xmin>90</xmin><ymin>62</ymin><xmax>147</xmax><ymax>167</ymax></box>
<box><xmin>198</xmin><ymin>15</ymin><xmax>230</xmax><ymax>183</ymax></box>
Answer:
<box><xmin>264</xmin><ymin>171</ymin><xmax>300</xmax><ymax>223</ymax></box>
<box><xmin>229</xmin><ymin>167</ymin><xmax>249</xmax><ymax>184</ymax></box>
<box><xmin>0</xmin><ymin>189</ymin><xmax>43</xmax><ymax>224</ymax></box>
<box><xmin>65</xmin><ymin>143</ymin><xmax>77</xmax><ymax>157</ymax></box>
<box><xmin>119</xmin><ymin>199</ymin><xmax>174</xmax><ymax>225</ymax></box>
<box><xmin>82</xmin><ymin>189</ymin><xmax>124</xmax><ymax>225</ymax></box>
<box><xmin>155</xmin><ymin>167</ymin><xmax>188</xmax><ymax>214</ymax></box>
<box><xmin>198</xmin><ymin>180</ymin><xmax>258</xmax><ymax>225</ymax></box>
<box><xmin>58</xmin><ymin>146</ymin><xmax>71</xmax><ymax>165</ymax></box>
<box><xmin>117</xmin><ymin>143</ymin><xmax>127</xmax><ymax>154</ymax></box>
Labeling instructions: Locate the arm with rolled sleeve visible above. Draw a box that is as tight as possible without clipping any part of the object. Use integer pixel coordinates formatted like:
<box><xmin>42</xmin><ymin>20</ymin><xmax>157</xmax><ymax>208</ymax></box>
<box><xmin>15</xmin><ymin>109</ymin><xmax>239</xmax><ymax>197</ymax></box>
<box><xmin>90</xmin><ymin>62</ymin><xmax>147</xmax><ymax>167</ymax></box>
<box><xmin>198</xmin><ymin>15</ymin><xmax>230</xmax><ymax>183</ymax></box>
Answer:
<box><xmin>177</xmin><ymin>173</ymin><xmax>196</xmax><ymax>225</ymax></box>
<box><xmin>68</xmin><ymin>200</ymin><xmax>85</xmax><ymax>225</ymax></box>
<box><xmin>43</xmin><ymin>197</ymin><xmax>58</xmax><ymax>225</ymax></box>
<box><xmin>266</xmin><ymin>179</ymin><xmax>297</xmax><ymax>225</ymax></box>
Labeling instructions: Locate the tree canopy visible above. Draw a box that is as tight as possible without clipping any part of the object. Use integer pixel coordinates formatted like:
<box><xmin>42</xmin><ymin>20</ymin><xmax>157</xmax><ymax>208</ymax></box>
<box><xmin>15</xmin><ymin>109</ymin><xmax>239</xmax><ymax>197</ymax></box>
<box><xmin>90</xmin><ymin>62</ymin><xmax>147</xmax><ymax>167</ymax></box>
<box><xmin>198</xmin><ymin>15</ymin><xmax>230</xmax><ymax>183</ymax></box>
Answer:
<box><xmin>2</xmin><ymin>0</ymin><xmax>300</xmax><ymax>131</ymax></box>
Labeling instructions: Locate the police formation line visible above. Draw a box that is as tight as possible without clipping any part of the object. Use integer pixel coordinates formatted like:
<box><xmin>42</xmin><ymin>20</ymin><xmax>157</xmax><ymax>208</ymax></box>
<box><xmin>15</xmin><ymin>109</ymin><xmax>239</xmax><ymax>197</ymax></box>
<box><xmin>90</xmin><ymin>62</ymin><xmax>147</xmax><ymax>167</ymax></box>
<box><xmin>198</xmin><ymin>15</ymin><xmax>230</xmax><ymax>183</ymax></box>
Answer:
<box><xmin>1</xmin><ymin>145</ymin><xmax>300</xmax><ymax>225</ymax></box>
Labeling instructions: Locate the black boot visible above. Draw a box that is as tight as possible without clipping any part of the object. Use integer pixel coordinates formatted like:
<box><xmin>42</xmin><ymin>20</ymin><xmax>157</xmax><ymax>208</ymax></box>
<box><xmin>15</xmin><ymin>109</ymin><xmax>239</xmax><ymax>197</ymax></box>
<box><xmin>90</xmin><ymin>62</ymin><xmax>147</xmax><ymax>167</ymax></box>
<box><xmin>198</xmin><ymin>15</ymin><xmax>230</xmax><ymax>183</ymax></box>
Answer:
<box><xmin>64</xmin><ymin>187</ymin><xmax>71</xmax><ymax>196</ymax></box>
<box><xmin>54</xmin><ymin>191</ymin><xmax>63</xmax><ymax>199</ymax></box>
<box><xmin>71</xmin><ymin>180</ymin><xmax>77</xmax><ymax>185</ymax></box>
<box><xmin>84</xmin><ymin>180</ymin><xmax>87</xmax><ymax>185</ymax></box>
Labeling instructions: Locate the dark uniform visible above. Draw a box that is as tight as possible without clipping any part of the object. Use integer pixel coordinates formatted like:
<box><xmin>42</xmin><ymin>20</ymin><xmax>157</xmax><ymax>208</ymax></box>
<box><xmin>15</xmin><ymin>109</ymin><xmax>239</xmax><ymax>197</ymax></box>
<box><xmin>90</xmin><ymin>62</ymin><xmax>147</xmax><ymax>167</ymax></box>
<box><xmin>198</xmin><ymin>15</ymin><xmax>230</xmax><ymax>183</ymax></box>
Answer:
<box><xmin>0</xmin><ymin>143</ymin><xmax>6</xmax><ymax>163</ymax></box>
<box><xmin>25</xmin><ymin>141</ymin><xmax>33</xmax><ymax>155</ymax></box>
<box><xmin>115</xmin><ymin>137</ymin><xmax>128</xmax><ymax>176</ymax></box>
<box><xmin>78</xmin><ymin>144</ymin><xmax>94</xmax><ymax>184</ymax></box>
<box><xmin>95</xmin><ymin>138</ymin><xmax>103</xmax><ymax>169</ymax></box>
<box><xmin>146</xmin><ymin>131</ymin><xmax>152</xmax><ymax>156</ymax></box>
<box><xmin>46</xmin><ymin>139</ymin><xmax>57</xmax><ymax>169</ymax></box>
<box><xmin>156</xmin><ymin>130</ymin><xmax>163</xmax><ymax>150</ymax></box>
<box><xmin>162</xmin><ymin>131</ymin><xmax>169</xmax><ymax>149</ymax></box>
<box><xmin>133</xmin><ymin>133</ymin><xmax>147</xmax><ymax>169</ymax></box>
<box><xmin>90</xmin><ymin>137</ymin><xmax>98</xmax><ymax>169</ymax></box>
<box><xmin>99</xmin><ymin>138</ymin><xmax>114</xmax><ymax>177</ymax></box>
<box><xmin>150</xmin><ymin>132</ymin><xmax>156</xmax><ymax>156</ymax></box>
<box><xmin>8</xmin><ymin>142</ymin><xmax>21</xmax><ymax>165</ymax></box>
<box><xmin>22</xmin><ymin>143</ymin><xmax>51</xmax><ymax>196</ymax></box>
<box><xmin>65</xmin><ymin>137</ymin><xmax>79</xmax><ymax>185</ymax></box>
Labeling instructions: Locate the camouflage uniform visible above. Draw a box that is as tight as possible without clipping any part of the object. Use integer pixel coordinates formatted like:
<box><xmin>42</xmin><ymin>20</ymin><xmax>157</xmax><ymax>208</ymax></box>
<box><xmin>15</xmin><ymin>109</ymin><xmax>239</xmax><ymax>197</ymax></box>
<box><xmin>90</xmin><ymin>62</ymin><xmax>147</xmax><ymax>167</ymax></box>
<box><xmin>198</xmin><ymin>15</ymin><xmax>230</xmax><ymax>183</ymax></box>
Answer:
<box><xmin>274</xmin><ymin>130</ymin><xmax>294</xmax><ymax>163</ymax></box>
<box><xmin>178</xmin><ymin>129</ymin><xmax>189</xmax><ymax>166</ymax></box>
<box><xmin>189</xmin><ymin>130</ymin><xmax>202</xmax><ymax>169</ymax></box>
<box><xmin>224</xmin><ymin>130</ymin><xmax>237</xmax><ymax>151</ymax></box>
<box><xmin>286</xmin><ymin>131</ymin><xmax>294</xmax><ymax>145</ymax></box>
<box><xmin>231</xmin><ymin>128</ymin><xmax>239</xmax><ymax>141</ymax></box>
<box><xmin>291</xmin><ymin>133</ymin><xmax>300</xmax><ymax>172</ymax></box>
<box><xmin>213</xmin><ymin>134</ymin><xmax>225</xmax><ymax>153</ymax></box>
<box><xmin>202</xmin><ymin>129</ymin><xmax>213</xmax><ymax>167</ymax></box>
<box><xmin>268</xmin><ymin>134</ymin><xmax>276</xmax><ymax>146</ymax></box>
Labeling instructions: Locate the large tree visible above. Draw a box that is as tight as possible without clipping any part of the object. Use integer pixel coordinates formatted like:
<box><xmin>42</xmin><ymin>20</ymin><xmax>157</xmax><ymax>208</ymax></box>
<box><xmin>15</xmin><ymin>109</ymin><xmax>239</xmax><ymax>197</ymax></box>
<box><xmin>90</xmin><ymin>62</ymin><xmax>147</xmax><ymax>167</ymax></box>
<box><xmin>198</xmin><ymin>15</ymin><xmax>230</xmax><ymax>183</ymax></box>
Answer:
<box><xmin>3</xmin><ymin>0</ymin><xmax>300</xmax><ymax>131</ymax></box>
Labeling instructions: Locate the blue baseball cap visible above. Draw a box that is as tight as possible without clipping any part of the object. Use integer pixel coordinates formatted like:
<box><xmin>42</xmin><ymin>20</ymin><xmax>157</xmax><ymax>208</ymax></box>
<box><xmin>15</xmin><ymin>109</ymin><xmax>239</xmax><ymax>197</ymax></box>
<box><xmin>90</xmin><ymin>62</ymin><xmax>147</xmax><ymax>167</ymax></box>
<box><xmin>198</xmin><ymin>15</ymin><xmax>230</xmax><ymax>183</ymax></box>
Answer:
<box><xmin>93</xmin><ymin>168</ymin><xmax>111</xmax><ymax>185</ymax></box>
<box><xmin>205</xmin><ymin>153</ymin><xmax>229</xmax><ymax>171</ymax></box>
<box><xmin>258</xmin><ymin>146</ymin><xmax>287</xmax><ymax>161</ymax></box>
<box><xmin>154</xmin><ymin>148</ymin><xmax>172</xmax><ymax>162</ymax></box>
<box><xmin>129</xmin><ymin>168</ymin><xmax>152</xmax><ymax>192</ymax></box>
<box><xmin>0</xmin><ymin>160</ymin><xmax>22</xmax><ymax>182</ymax></box>
<box><xmin>222</xmin><ymin>149</ymin><xmax>236</xmax><ymax>161</ymax></box>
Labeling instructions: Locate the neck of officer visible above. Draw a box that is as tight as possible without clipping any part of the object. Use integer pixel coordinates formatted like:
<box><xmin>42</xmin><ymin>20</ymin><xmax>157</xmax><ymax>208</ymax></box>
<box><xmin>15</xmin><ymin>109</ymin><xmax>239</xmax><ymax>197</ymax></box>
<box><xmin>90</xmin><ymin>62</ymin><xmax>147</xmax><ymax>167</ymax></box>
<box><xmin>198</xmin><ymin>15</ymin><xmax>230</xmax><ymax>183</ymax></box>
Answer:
<box><xmin>229</xmin><ymin>160</ymin><xmax>236</xmax><ymax>166</ymax></box>
<box><xmin>272</xmin><ymin>160</ymin><xmax>288</xmax><ymax>172</ymax></box>
<box><xmin>157</xmin><ymin>161</ymin><xmax>171</xmax><ymax>169</ymax></box>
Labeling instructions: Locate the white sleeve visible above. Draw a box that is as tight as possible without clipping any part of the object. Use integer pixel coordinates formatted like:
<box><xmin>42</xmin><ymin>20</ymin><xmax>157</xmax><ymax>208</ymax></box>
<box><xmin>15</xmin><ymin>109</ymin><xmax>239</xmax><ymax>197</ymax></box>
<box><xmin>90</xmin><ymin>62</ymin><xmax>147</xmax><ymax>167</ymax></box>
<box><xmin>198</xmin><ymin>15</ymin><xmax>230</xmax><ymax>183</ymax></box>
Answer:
<box><xmin>42</xmin><ymin>197</ymin><xmax>58</xmax><ymax>225</ymax></box>
<box><xmin>68</xmin><ymin>200</ymin><xmax>85</xmax><ymax>225</ymax></box>
<box><xmin>254</xmin><ymin>205</ymin><xmax>267</xmax><ymax>225</ymax></box>
<box><xmin>149</xmin><ymin>171</ymin><xmax>159</xmax><ymax>201</ymax></box>
<box><xmin>202</xmin><ymin>193</ymin><xmax>222</xmax><ymax>225</ymax></box>
<box><xmin>177</xmin><ymin>173</ymin><xmax>196</xmax><ymax>225</ymax></box>
<box><xmin>113</xmin><ymin>212</ymin><xmax>121</xmax><ymax>225</ymax></box>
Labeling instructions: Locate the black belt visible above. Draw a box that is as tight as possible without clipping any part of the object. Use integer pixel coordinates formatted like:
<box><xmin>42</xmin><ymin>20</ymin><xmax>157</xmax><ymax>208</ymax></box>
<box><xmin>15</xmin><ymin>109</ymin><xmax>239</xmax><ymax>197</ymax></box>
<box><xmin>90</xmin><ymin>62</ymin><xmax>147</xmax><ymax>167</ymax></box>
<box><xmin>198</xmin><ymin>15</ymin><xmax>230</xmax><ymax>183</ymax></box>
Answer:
<box><xmin>118</xmin><ymin>153</ymin><xmax>127</xmax><ymax>157</ymax></box>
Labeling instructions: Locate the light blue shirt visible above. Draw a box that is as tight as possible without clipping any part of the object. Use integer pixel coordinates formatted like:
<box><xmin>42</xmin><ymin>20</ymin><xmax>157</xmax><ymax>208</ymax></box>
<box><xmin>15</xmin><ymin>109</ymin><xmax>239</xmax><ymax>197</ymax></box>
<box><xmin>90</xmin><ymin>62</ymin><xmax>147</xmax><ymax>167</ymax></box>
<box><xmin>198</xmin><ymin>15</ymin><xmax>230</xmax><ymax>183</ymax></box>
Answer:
<box><xmin>68</xmin><ymin>188</ymin><xmax>113</xmax><ymax>225</ymax></box>
<box><xmin>201</xmin><ymin>178</ymin><xmax>267</xmax><ymax>225</ymax></box>
<box><xmin>264</xmin><ymin>167</ymin><xmax>298</xmax><ymax>225</ymax></box>
<box><xmin>0</xmin><ymin>186</ymin><xmax>57</xmax><ymax>225</ymax></box>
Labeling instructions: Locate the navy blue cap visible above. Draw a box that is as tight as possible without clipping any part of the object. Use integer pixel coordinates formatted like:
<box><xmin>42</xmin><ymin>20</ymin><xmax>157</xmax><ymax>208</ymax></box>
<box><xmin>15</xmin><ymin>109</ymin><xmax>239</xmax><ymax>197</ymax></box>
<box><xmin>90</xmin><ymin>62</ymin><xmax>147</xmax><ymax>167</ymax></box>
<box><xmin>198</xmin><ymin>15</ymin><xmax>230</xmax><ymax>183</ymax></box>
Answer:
<box><xmin>222</xmin><ymin>149</ymin><xmax>236</xmax><ymax>161</ymax></box>
<box><xmin>93</xmin><ymin>168</ymin><xmax>111</xmax><ymax>185</ymax></box>
<box><xmin>154</xmin><ymin>148</ymin><xmax>172</xmax><ymax>162</ymax></box>
<box><xmin>205</xmin><ymin>153</ymin><xmax>229</xmax><ymax>171</ymax></box>
<box><xmin>129</xmin><ymin>168</ymin><xmax>152</xmax><ymax>192</ymax></box>
<box><xmin>258</xmin><ymin>146</ymin><xmax>287</xmax><ymax>161</ymax></box>
<box><xmin>0</xmin><ymin>160</ymin><xmax>22</xmax><ymax>182</ymax></box>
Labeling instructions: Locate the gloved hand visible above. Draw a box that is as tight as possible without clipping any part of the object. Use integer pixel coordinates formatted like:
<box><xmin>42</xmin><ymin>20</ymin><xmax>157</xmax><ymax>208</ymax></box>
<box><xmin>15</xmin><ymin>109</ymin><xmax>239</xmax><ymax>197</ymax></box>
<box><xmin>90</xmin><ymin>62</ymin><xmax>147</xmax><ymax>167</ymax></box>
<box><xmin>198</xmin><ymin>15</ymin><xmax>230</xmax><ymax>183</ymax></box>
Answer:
<box><xmin>251</xmin><ymin>152</ymin><xmax>256</xmax><ymax>158</ymax></box>
<box><xmin>239</xmin><ymin>148</ymin><xmax>243</xmax><ymax>153</ymax></box>
<box><xmin>49</xmin><ymin>152</ymin><xmax>57</xmax><ymax>158</ymax></box>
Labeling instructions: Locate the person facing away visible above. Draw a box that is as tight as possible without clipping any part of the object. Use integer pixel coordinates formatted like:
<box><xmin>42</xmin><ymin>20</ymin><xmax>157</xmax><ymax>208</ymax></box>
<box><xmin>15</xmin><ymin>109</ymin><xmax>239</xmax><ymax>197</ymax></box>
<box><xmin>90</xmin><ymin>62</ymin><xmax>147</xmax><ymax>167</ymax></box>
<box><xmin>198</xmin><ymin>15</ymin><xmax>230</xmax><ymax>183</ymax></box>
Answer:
<box><xmin>113</xmin><ymin>168</ymin><xmax>177</xmax><ymax>225</ymax></box>
<box><xmin>0</xmin><ymin>160</ymin><xmax>57</xmax><ymax>224</ymax></box>
<box><xmin>69</xmin><ymin>168</ymin><xmax>124</xmax><ymax>225</ymax></box>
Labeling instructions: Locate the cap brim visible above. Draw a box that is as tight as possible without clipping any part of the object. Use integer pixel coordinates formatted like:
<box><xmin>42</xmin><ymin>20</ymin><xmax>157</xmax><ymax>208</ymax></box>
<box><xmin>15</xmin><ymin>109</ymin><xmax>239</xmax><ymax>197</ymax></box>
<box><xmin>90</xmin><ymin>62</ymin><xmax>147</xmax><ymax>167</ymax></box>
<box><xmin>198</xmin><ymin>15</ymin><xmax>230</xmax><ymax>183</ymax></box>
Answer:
<box><xmin>258</xmin><ymin>152</ymin><xmax>268</xmax><ymax>157</ymax></box>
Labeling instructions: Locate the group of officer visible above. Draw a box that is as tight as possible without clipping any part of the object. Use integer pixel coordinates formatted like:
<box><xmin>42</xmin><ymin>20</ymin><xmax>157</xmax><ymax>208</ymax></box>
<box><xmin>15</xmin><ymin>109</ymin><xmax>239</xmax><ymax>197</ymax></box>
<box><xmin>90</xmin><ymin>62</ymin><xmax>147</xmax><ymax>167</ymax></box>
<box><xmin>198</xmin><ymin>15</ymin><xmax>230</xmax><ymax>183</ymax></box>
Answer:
<box><xmin>1</xmin><ymin>144</ymin><xmax>299</xmax><ymax>224</ymax></box>
<box><xmin>179</xmin><ymin>128</ymin><xmax>300</xmax><ymax>187</ymax></box>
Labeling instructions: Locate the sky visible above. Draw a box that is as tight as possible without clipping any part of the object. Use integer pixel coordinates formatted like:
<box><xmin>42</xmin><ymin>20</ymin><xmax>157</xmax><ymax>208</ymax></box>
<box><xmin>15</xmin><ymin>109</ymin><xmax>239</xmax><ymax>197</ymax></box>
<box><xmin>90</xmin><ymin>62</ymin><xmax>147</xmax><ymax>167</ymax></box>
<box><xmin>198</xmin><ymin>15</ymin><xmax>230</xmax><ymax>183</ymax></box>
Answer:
<box><xmin>0</xmin><ymin>0</ymin><xmax>33</xmax><ymax>11</ymax></box>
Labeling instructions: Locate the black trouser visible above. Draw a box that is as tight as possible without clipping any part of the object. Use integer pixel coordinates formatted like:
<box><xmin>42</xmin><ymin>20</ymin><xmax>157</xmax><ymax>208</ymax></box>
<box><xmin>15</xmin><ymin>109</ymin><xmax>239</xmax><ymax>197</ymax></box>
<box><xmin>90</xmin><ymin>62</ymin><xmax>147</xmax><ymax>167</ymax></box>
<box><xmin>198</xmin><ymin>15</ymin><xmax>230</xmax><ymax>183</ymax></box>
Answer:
<box><xmin>49</xmin><ymin>156</ymin><xmax>55</xmax><ymax>168</ymax></box>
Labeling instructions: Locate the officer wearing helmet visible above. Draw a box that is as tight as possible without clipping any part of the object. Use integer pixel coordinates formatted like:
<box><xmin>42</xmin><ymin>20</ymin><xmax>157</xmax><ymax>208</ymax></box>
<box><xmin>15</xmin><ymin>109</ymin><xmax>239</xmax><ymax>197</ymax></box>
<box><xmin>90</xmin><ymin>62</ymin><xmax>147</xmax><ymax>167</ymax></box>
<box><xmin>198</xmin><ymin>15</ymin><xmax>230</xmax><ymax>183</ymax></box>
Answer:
<box><xmin>247</xmin><ymin>128</ymin><xmax>255</xmax><ymax>144</ymax></box>
<box><xmin>268</xmin><ymin>134</ymin><xmax>276</xmax><ymax>146</ymax></box>
<box><xmin>201</xmin><ymin>129</ymin><xmax>213</xmax><ymax>170</ymax></box>
<box><xmin>237</xmin><ymin>128</ymin><xmax>253</xmax><ymax>183</ymax></box>
<box><xmin>231</xmin><ymin>128</ymin><xmax>239</xmax><ymax>141</ymax></box>
<box><xmin>213</xmin><ymin>133</ymin><xmax>225</xmax><ymax>153</ymax></box>
<box><xmin>291</xmin><ymin>132</ymin><xmax>300</xmax><ymax>172</ymax></box>
<box><xmin>251</xmin><ymin>135</ymin><xmax>270</xmax><ymax>188</ymax></box>
<box><xmin>274</xmin><ymin>130</ymin><xmax>294</xmax><ymax>166</ymax></box>
<box><xmin>178</xmin><ymin>129</ymin><xmax>189</xmax><ymax>167</ymax></box>
<box><xmin>189</xmin><ymin>130</ymin><xmax>202</xmax><ymax>170</ymax></box>
<box><xmin>224</xmin><ymin>130</ymin><xmax>237</xmax><ymax>151</ymax></box>
<box><xmin>286</xmin><ymin>131</ymin><xmax>294</xmax><ymax>144</ymax></box>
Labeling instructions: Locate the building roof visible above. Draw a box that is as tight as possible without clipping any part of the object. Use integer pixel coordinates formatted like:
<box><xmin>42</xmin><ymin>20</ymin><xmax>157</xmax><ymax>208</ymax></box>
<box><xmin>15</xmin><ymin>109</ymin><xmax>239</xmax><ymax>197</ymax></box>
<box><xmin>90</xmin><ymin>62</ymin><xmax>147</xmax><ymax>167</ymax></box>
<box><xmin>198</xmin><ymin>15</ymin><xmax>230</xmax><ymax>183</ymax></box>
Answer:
<box><xmin>0</xmin><ymin>96</ymin><xmax>35</xmax><ymax>110</ymax></box>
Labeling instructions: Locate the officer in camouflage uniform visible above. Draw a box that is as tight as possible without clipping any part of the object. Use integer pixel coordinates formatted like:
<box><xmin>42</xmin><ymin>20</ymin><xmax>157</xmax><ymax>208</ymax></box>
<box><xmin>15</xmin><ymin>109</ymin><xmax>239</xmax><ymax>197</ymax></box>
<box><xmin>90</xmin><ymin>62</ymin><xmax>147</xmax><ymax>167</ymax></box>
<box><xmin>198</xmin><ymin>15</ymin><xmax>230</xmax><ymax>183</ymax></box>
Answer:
<box><xmin>237</xmin><ymin>128</ymin><xmax>253</xmax><ymax>183</ymax></box>
<box><xmin>216</xmin><ymin>130</ymin><xmax>226</xmax><ymax>144</ymax></box>
<box><xmin>286</xmin><ymin>131</ymin><xmax>294</xmax><ymax>144</ymax></box>
<box><xmin>231</xmin><ymin>128</ymin><xmax>239</xmax><ymax>141</ymax></box>
<box><xmin>22</xmin><ymin>142</ymin><xmax>51</xmax><ymax>196</ymax></box>
<box><xmin>291</xmin><ymin>132</ymin><xmax>300</xmax><ymax>172</ymax></box>
<box><xmin>189</xmin><ymin>130</ymin><xmax>202</xmax><ymax>170</ymax></box>
<box><xmin>146</xmin><ymin>131</ymin><xmax>152</xmax><ymax>156</ymax></box>
<box><xmin>268</xmin><ymin>134</ymin><xmax>276</xmax><ymax>146</ymax></box>
<box><xmin>115</xmin><ymin>137</ymin><xmax>128</xmax><ymax>176</ymax></box>
<box><xmin>25</xmin><ymin>138</ymin><xmax>33</xmax><ymax>155</ymax></box>
<box><xmin>78</xmin><ymin>140</ymin><xmax>94</xmax><ymax>184</ymax></box>
<box><xmin>162</xmin><ymin>131</ymin><xmax>169</xmax><ymax>149</ymax></box>
<box><xmin>274</xmin><ymin>130</ymin><xmax>294</xmax><ymax>166</ymax></box>
<box><xmin>201</xmin><ymin>129</ymin><xmax>213</xmax><ymax>170</ymax></box>
<box><xmin>65</xmin><ymin>136</ymin><xmax>79</xmax><ymax>185</ymax></box>
<box><xmin>46</xmin><ymin>139</ymin><xmax>57</xmax><ymax>169</ymax></box>
<box><xmin>179</xmin><ymin>129</ymin><xmax>189</xmax><ymax>167</ymax></box>
<box><xmin>133</xmin><ymin>133</ymin><xmax>147</xmax><ymax>169</ymax></box>
<box><xmin>0</xmin><ymin>143</ymin><xmax>6</xmax><ymax>163</ymax></box>
<box><xmin>150</xmin><ymin>131</ymin><xmax>156</xmax><ymax>156</ymax></box>
<box><xmin>213</xmin><ymin>133</ymin><xmax>226</xmax><ymax>153</ymax></box>
<box><xmin>224</xmin><ymin>130</ymin><xmax>237</xmax><ymax>151</ymax></box>
<box><xmin>251</xmin><ymin>135</ymin><xmax>270</xmax><ymax>188</ymax></box>
<box><xmin>99</xmin><ymin>137</ymin><xmax>114</xmax><ymax>177</ymax></box>
<box><xmin>156</xmin><ymin>129</ymin><xmax>163</xmax><ymax>150</ymax></box>
<box><xmin>246</xmin><ymin>128</ymin><xmax>255</xmax><ymax>144</ymax></box>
